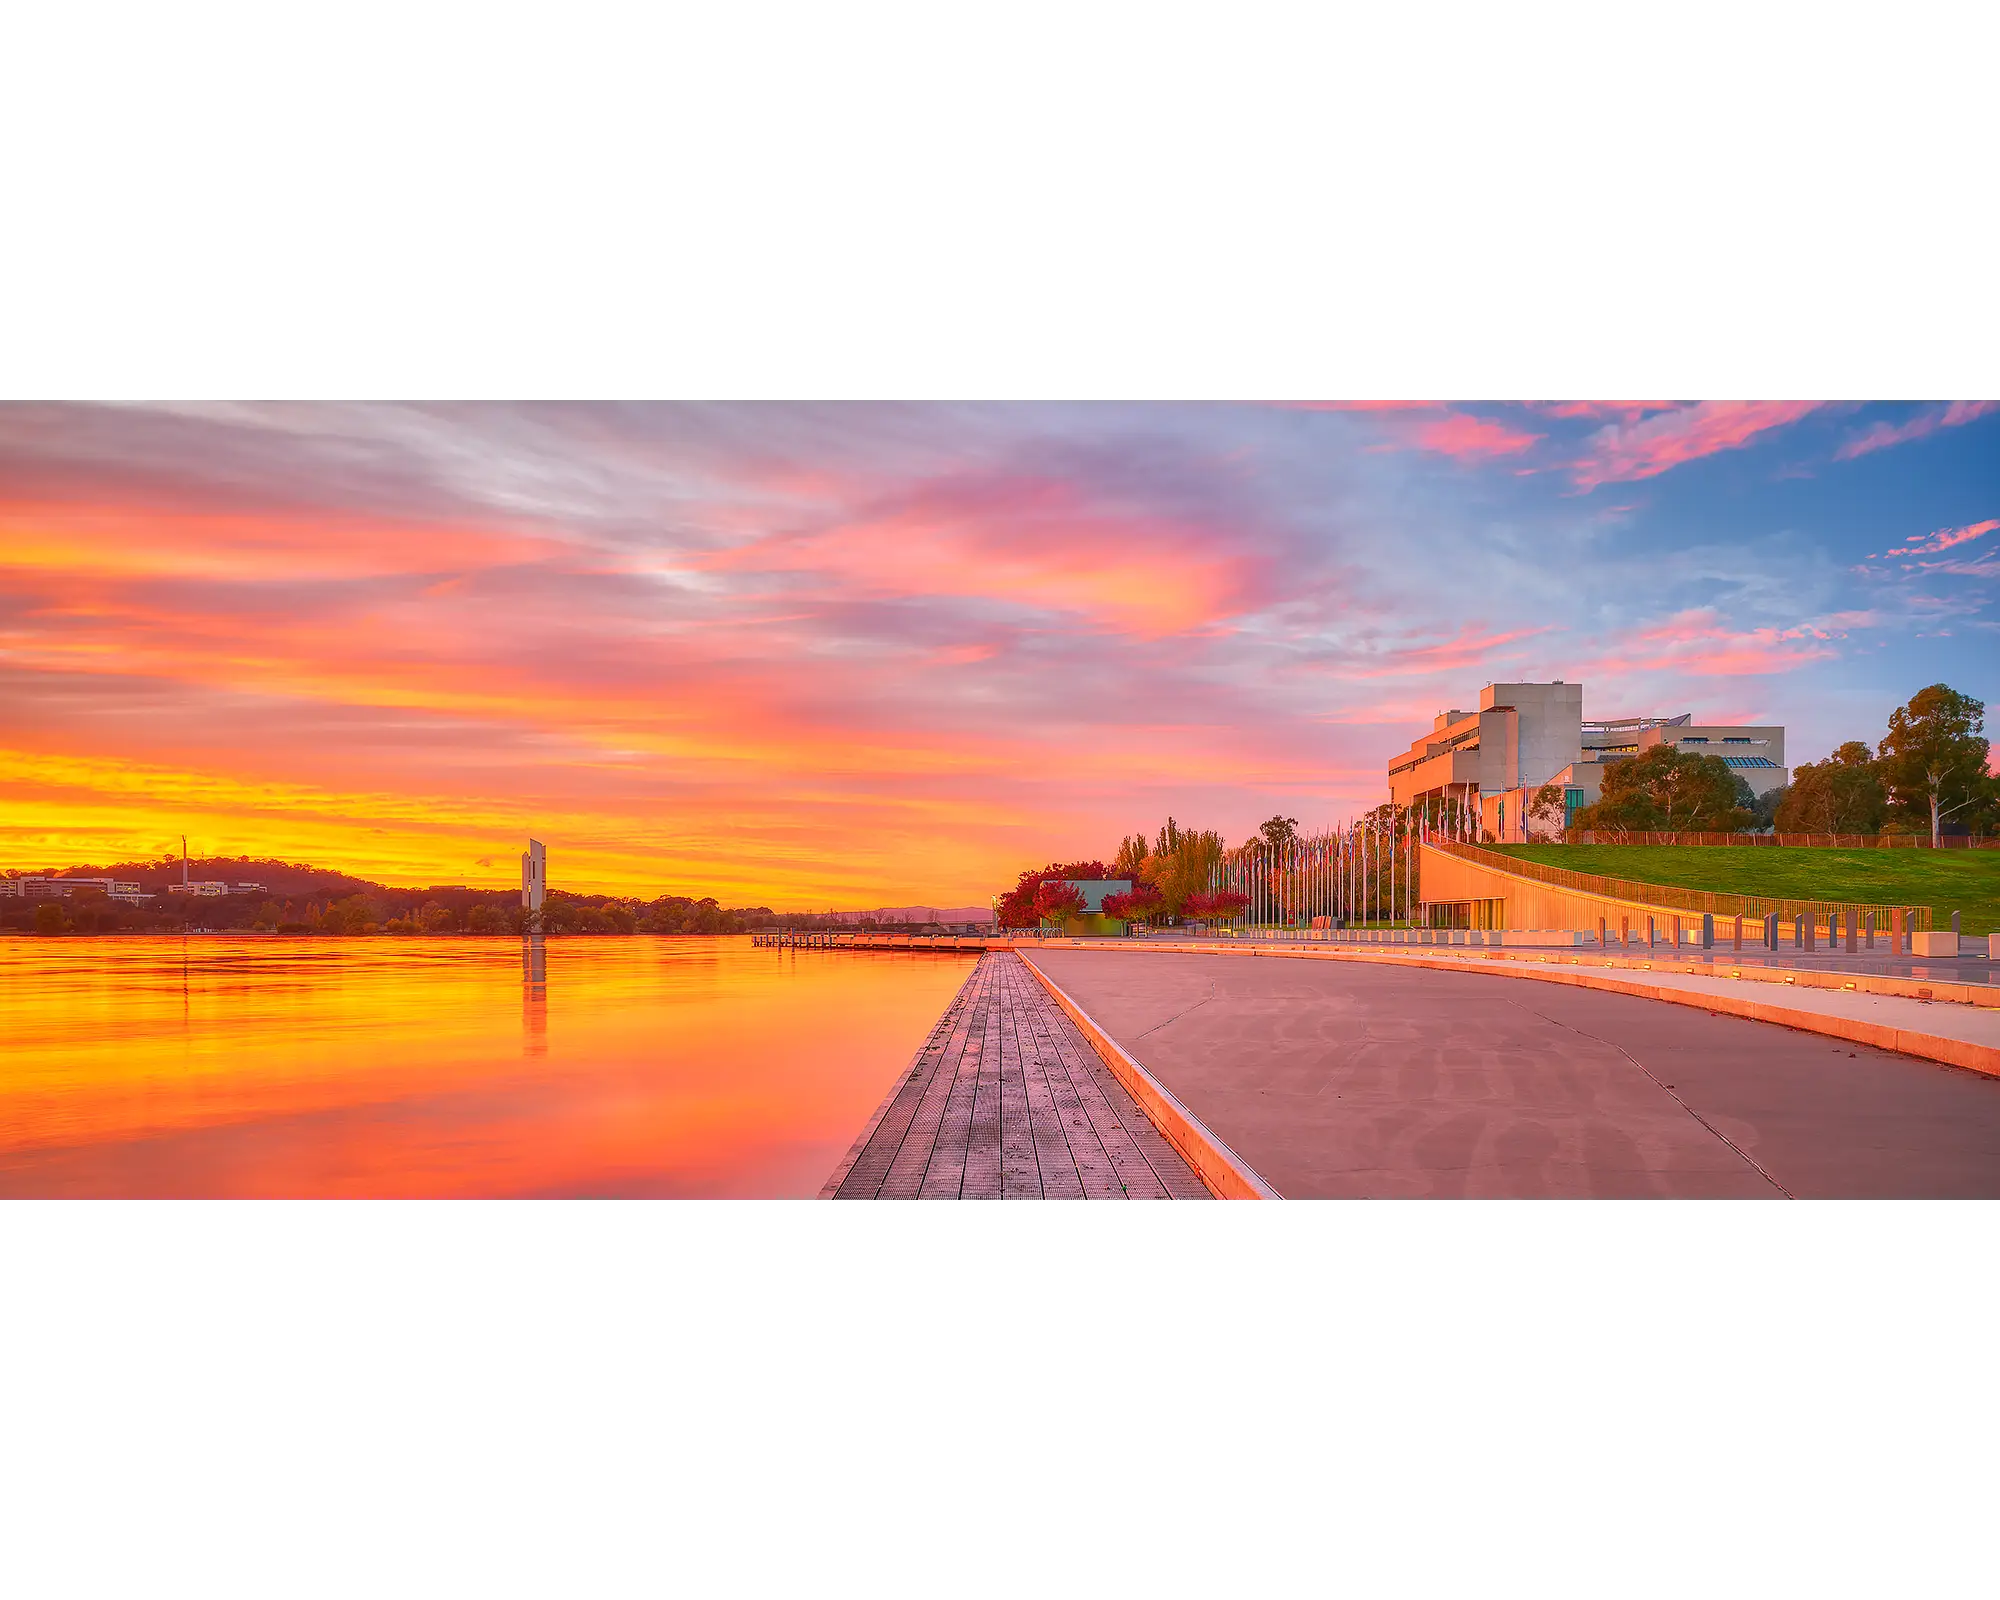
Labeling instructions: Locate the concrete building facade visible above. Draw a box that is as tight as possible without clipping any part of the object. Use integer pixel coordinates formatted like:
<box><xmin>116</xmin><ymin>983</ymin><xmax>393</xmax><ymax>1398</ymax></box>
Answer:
<box><xmin>1388</xmin><ymin>681</ymin><xmax>1787</xmax><ymax>842</ymax></box>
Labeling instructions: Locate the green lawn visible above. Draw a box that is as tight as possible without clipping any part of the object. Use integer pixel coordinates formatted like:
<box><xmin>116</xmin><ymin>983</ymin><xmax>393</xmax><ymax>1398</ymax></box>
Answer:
<box><xmin>1490</xmin><ymin>844</ymin><xmax>2000</xmax><ymax>935</ymax></box>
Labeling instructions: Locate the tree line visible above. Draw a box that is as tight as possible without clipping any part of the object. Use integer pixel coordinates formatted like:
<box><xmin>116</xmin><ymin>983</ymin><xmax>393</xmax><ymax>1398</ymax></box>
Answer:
<box><xmin>1569</xmin><ymin>683</ymin><xmax>1992</xmax><ymax>844</ymax></box>
<box><xmin>3</xmin><ymin>861</ymin><xmax>775</xmax><ymax>937</ymax></box>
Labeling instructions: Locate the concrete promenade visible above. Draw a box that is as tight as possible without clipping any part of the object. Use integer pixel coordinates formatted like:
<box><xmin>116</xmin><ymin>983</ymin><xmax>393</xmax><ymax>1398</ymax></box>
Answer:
<box><xmin>822</xmin><ymin>951</ymin><xmax>1209</xmax><ymax>1199</ymax></box>
<box><xmin>1026</xmin><ymin>948</ymin><xmax>2000</xmax><ymax>1198</ymax></box>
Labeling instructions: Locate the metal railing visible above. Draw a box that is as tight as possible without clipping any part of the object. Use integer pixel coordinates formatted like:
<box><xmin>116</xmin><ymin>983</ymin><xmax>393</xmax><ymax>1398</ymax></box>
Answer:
<box><xmin>1428</xmin><ymin>839</ymin><xmax>1932</xmax><ymax>930</ymax></box>
<box><xmin>1569</xmin><ymin>831</ymin><xmax>1994</xmax><ymax>849</ymax></box>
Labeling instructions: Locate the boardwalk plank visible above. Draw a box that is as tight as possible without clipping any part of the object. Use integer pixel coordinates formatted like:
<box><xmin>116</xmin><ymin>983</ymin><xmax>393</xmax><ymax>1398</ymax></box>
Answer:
<box><xmin>878</xmin><ymin>959</ymin><xmax>986</xmax><ymax>1198</ymax></box>
<box><xmin>961</xmin><ymin>966</ymin><xmax>1006</xmax><ymax>1199</ymax></box>
<box><xmin>827</xmin><ymin>952</ymin><xmax>1206</xmax><ymax>1201</ymax></box>
<box><xmin>998</xmin><ymin>966</ymin><xmax>1044</xmax><ymax>1197</ymax></box>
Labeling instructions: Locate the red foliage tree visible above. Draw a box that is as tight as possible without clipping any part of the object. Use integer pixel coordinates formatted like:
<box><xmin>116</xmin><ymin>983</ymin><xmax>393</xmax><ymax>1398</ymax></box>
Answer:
<box><xmin>1183</xmin><ymin>890</ymin><xmax>1248</xmax><ymax>922</ymax></box>
<box><xmin>1100</xmin><ymin>881</ymin><xmax>1163</xmax><ymax>924</ymax></box>
<box><xmin>1029</xmin><ymin>879</ymin><xmax>1086</xmax><ymax>924</ymax></box>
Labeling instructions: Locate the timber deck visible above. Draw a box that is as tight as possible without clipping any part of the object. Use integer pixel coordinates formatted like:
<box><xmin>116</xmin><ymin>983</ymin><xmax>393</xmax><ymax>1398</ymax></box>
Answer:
<box><xmin>822</xmin><ymin>951</ymin><xmax>1210</xmax><ymax>1199</ymax></box>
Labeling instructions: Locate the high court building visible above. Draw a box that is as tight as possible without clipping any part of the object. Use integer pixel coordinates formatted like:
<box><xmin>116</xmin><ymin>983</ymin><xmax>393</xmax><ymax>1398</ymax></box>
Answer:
<box><xmin>1387</xmin><ymin>682</ymin><xmax>1786</xmax><ymax>840</ymax></box>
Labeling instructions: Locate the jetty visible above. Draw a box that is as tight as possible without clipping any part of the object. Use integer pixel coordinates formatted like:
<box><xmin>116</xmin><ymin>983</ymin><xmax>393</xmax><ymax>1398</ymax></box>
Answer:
<box><xmin>821</xmin><ymin>951</ymin><xmax>1209</xmax><ymax>1199</ymax></box>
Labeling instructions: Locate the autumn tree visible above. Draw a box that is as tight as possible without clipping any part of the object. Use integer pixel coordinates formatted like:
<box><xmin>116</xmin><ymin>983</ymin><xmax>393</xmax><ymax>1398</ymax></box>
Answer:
<box><xmin>1877</xmin><ymin>684</ymin><xmax>1989</xmax><ymax>845</ymax></box>
<box><xmin>1029</xmin><ymin>879</ymin><xmax>1085</xmax><ymax>926</ymax></box>
<box><xmin>1144</xmin><ymin>828</ymin><xmax>1225</xmax><ymax>919</ymax></box>
<box><xmin>1110</xmin><ymin>833</ymin><xmax>1149</xmax><ymax>881</ymax></box>
<box><xmin>1101</xmin><ymin>882</ymin><xmax>1163</xmax><ymax>924</ymax></box>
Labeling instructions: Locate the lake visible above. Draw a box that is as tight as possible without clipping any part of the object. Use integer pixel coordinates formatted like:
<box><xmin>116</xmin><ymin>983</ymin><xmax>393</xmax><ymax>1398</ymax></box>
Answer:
<box><xmin>0</xmin><ymin>935</ymin><xmax>975</xmax><ymax>1197</ymax></box>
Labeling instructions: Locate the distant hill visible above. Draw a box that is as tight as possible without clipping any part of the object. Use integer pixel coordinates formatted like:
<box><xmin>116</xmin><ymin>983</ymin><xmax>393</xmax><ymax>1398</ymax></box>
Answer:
<box><xmin>30</xmin><ymin>856</ymin><xmax>385</xmax><ymax>900</ymax></box>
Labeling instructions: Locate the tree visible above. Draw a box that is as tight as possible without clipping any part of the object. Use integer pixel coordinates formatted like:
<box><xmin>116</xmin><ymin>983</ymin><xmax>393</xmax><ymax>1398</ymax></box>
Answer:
<box><xmin>1743</xmin><ymin>779</ymin><xmax>1784</xmax><ymax>832</ymax></box>
<box><xmin>1183</xmin><ymin>890</ymin><xmax>1249</xmax><ymax>923</ymax></box>
<box><xmin>1523</xmin><ymin>783</ymin><xmax>1568</xmax><ymax>843</ymax></box>
<box><xmin>1776</xmin><ymin>741</ymin><xmax>1887</xmax><ymax>835</ymax></box>
<box><xmin>1029</xmin><ymin>879</ymin><xmax>1085</xmax><ymax>926</ymax></box>
<box><xmin>1144</xmin><ymin>828</ymin><xmax>1226</xmax><ymax>918</ymax></box>
<box><xmin>34</xmin><ymin>902</ymin><xmax>67</xmax><ymax>936</ymax></box>
<box><xmin>1258</xmin><ymin>815</ymin><xmax>1300</xmax><ymax>851</ymax></box>
<box><xmin>1110</xmin><ymin>834</ymin><xmax>1148</xmax><ymax>881</ymax></box>
<box><xmin>1101</xmin><ymin>882</ymin><xmax>1164</xmax><ymax>924</ymax></box>
<box><xmin>1877</xmin><ymin>684</ymin><xmax>1988</xmax><ymax>845</ymax></box>
<box><xmin>1571</xmin><ymin>744</ymin><xmax>1750</xmax><ymax>833</ymax></box>
<box><xmin>319</xmin><ymin>895</ymin><xmax>377</xmax><ymax>935</ymax></box>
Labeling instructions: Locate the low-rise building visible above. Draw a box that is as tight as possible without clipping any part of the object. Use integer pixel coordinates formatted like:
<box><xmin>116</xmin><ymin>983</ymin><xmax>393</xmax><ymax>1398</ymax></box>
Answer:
<box><xmin>1</xmin><ymin>876</ymin><xmax>149</xmax><ymax>902</ymax></box>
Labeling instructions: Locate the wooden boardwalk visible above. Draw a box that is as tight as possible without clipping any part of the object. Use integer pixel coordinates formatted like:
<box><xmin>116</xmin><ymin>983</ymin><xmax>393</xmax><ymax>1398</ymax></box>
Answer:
<box><xmin>823</xmin><ymin>952</ymin><xmax>1210</xmax><ymax>1199</ymax></box>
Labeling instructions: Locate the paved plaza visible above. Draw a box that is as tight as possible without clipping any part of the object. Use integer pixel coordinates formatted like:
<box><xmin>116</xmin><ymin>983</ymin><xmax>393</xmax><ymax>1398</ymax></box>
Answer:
<box><xmin>1028</xmin><ymin>948</ymin><xmax>2000</xmax><ymax>1199</ymax></box>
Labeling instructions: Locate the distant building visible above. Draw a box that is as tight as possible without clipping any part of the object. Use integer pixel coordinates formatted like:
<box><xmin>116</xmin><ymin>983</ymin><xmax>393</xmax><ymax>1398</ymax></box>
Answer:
<box><xmin>1387</xmin><ymin>681</ymin><xmax>1787</xmax><ymax>842</ymax></box>
<box><xmin>2</xmin><ymin>876</ymin><xmax>149</xmax><ymax>902</ymax></box>
<box><xmin>1059</xmin><ymin>880</ymin><xmax>1131</xmax><ymax>913</ymax></box>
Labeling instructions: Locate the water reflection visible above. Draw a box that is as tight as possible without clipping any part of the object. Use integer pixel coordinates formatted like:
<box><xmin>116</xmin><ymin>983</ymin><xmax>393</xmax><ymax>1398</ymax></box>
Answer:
<box><xmin>0</xmin><ymin>935</ymin><xmax>974</xmax><ymax>1197</ymax></box>
<box><xmin>523</xmin><ymin>935</ymin><xmax>547</xmax><ymax>1055</ymax></box>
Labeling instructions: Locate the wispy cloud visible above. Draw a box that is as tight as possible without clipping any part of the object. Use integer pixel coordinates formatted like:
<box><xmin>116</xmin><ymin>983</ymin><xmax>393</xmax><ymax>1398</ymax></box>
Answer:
<box><xmin>1834</xmin><ymin>400</ymin><xmax>1996</xmax><ymax>460</ymax></box>
<box><xmin>1568</xmin><ymin>401</ymin><xmax>1822</xmax><ymax>490</ymax></box>
<box><xmin>1882</xmin><ymin>517</ymin><xmax>1999</xmax><ymax>558</ymax></box>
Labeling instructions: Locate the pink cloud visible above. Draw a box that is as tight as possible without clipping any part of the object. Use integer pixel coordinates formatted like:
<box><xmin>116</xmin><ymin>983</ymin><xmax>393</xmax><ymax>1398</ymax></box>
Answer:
<box><xmin>1835</xmin><ymin>401</ymin><xmax>1996</xmax><ymax>460</ymax></box>
<box><xmin>1527</xmin><ymin>402</ymin><xmax>1675</xmax><ymax>422</ymax></box>
<box><xmin>1334</xmin><ymin>622</ymin><xmax>1557</xmax><ymax>679</ymax></box>
<box><xmin>692</xmin><ymin>473</ymin><xmax>1267</xmax><ymax>637</ymax></box>
<box><xmin>1574</xmin><ymin>608</ymin><xmax>1841</xmax><ymax>678</ymax></box>
<box><xmin>1411</xmin><ymin>413</ymin><xmax>1543</xmax><ymax>460</ymax></box>
<box><xmin>1569</xmin><ymin>402</ymin><xmax>1822</xmax><ymax>490</ymax></box>
<box><xmin>1882</xmin><ymin>518</ymin><xmax>1999</xmax><ymax>558</ymax></box>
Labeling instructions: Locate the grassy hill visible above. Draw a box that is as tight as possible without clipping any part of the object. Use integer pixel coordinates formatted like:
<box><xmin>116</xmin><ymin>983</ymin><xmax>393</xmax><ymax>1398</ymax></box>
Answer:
<box><xmin>1490</xmin><ymin>844</ymin><xmax>1999</xmax><ymax>935</ymax></box>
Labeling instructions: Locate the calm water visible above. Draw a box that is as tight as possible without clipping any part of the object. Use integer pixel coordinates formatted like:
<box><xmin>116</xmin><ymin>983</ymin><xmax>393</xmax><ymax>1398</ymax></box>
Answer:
<box><xmin>0</xmin><ymin>935</ymin><xmax>975</xmax><ymax>1197</ymax></box>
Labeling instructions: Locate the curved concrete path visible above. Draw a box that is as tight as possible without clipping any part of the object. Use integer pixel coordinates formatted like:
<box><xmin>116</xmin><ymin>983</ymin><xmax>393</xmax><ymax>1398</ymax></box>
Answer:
<box><xmin>1028</xmin><ymin>949</ymin><xmax>2000</xmax><ymax>1198</ymax></box>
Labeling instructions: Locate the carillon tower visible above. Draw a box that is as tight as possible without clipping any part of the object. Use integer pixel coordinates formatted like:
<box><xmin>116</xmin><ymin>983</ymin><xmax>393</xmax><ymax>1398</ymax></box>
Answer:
<box><xmin>521</xmin><ymin>839</ymin><xmax>546</xmax><ymax>928</ymax></box>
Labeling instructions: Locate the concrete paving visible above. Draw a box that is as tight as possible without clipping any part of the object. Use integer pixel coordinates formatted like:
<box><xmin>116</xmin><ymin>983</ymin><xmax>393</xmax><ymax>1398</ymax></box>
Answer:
<box><xmin>1028</xmin><ymin>949</ymin><xmax>2000</xmax><ymax>1199</ymax></box>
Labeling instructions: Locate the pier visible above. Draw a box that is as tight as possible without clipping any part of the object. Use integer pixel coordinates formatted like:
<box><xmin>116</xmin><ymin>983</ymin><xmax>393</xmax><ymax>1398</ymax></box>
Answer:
<box><xmin>822</xmin><ymin>952</ymin><xmax>1209</xmax><ymax>1199</ymax></box>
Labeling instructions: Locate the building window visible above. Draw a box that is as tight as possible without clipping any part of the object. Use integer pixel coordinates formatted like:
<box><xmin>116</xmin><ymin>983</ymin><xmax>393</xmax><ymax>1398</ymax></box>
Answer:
<box><xmin>1681</xmin><ymin>736</ymin><xmax>1708</xmax><ymax>744</ymax></box>
<box><xmin>1724</xmin><ymin>737</ymin><xmax>1751</xmax><ymax>744</ymax></box>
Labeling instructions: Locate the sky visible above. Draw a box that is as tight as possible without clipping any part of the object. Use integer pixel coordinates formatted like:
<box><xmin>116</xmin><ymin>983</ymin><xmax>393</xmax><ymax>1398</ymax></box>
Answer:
<box><xmin>1</xmin><ymin>401</ymin><xmax>1994</xmax><ymax>907</ymax></box>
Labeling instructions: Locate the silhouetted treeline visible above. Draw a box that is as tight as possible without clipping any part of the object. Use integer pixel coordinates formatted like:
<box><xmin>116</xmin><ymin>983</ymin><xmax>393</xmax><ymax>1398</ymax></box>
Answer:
<box><xmin>2</xmin><ymin>857</ymin><xmax>774</xmax><ymax>937</ymax></box>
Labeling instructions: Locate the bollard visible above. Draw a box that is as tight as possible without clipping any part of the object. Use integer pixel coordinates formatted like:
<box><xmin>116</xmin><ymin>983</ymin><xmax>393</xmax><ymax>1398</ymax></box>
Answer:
<box><xmin>1599</xmin><ymin>916</ymin><xmax>1607</xmax><ymax>949</ymax></box>
<box><xmin>1733</xmin><ymin>913</ymin><xmax>1743</xmax><ymax>952</ymax></box>
<box><xmin>1702</xmin><ymin>913</ymin><xmax>1714</xmax><ymax>949</ymax></box>
<box><xmin>1805</xmin><ymin>915</ymin><xmax>1816</xmax><ymax>952</ymax></box>
<box><xmin>1647</xmin><ymin>916</ymin><xmax>1656</xmax><ymax>948</ymax></box>
<box><xmin>1621</xmin><ymin>915</ymin><xmax>1631</xmax><ymax>950</ymax></box>
<box><xmin>1866</xmin><ymin>911</ymin><xmax>1875</xmax><ymax>949</ymax></box>
<box><xmin>1765</xmin><ymin>912</ymin><xmax>1777</xmax><ymax>950</ymax></box>
<box><xmin>1846</xmin><ymin>911</ymin><xmax>1857</xmax><ymax>953</ymax></box>
<box><xmin>1892</xmin><ymin>907</ymin><xmax>1905</xmax><ymax>953</ymax></box>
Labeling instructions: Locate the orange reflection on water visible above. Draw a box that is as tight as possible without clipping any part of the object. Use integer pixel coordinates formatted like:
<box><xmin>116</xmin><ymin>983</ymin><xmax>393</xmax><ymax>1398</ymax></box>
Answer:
<box><xmin>0</xmin><ymin>935</ymin><xmax>974</xmax><ymax>1197</ymax></box>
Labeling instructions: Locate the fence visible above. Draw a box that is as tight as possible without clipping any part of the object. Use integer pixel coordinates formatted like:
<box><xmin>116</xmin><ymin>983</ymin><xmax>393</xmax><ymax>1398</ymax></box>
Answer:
<box><xmin>1429</xmin><ymin>838</ymin><xmax>1933</xmax><ymax>932</ymax></box>
<box><xmin>1569</xmin><ymin>831</ymin><xmax>1992</xmax><ymax>849</ymax></box>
